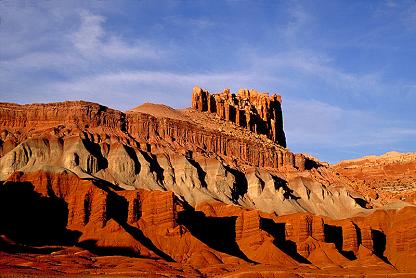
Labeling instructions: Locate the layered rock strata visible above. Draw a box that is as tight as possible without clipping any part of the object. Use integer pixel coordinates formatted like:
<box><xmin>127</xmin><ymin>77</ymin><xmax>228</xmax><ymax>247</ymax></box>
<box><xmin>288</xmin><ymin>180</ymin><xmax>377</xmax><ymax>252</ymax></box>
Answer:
<box><xmin>0</xmin><ymin>99</ymin><xmax>305</xmax><ymax>171</ymax></box>
<box><xmin>126</xmin><ymin>111</ymin><xmax>306</xmax><ymax>170</ymax></box>
<box><xmin>333</xmin><ymin>151</ymin><xmax>416</xmax><ymax>205</ymax></box>
<box><xmin>1</xmin><ymin>88</ymin><xmax>416</xmax><ymax>276</ymax></box>
<box><xmin>2</xmin><ymin>171</ymin><xmax>413</xmax><ymax>273</ymax></box>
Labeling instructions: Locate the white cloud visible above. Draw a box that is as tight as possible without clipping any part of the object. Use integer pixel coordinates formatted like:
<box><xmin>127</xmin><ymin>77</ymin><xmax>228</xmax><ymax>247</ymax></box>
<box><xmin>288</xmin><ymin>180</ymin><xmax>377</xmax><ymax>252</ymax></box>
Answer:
<box><xmin>71</xmin><ymin>11</ymin><xmax>164</xmax><ymax>60</ymax></box>
<box><xmin>245</xmin><ymin>49</ymin><xmax>386</xmax><ymax>97</ymax></box>
<box><xmin>285</xmin><ymin>99</ymin><xmax>367</xmax><ymax>146</ymax></box>
<box><xmin>0</xmin><ymin>7</ymin><xmax>169</xmax><ymax>103</ymax></box>
<box><xmin>0</xmin><ymin>6</ymin><xmax>166</xmax><ymax>74</ymax></box>
<box><xmin>374</xmin><ymin>0</ymin><xmax>416</xmax><ymax>32</ymax></box>
<box><xmin>385</xmin><ymin>0</ymin><xmax>398</xmax><ymax>8</ymax></box>
<box><xmin>72</xmin><ymin>11</ymin><xmax>106</xmax><ymax>53</ymax></box>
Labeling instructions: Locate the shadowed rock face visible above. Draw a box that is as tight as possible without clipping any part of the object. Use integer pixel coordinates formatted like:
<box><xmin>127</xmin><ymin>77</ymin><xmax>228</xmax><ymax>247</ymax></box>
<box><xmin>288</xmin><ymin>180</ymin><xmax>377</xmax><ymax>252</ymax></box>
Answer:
<box><xmin>0</xmin><ymin>89</ymin><xmax>415</xmax><ymax>276</ymax></box>
<box><xmin>0</xmin><ymin>180</ymin><xmax>79</xmax><ymax>246</ymax></box>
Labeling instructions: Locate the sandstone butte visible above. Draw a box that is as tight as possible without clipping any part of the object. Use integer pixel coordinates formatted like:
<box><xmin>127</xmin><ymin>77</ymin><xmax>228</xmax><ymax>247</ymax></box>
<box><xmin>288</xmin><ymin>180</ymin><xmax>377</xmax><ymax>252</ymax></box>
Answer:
<box><xmin>0</xmin><ymin>86</ymin><xmax>415</xmax><ymax>277</ymax></box>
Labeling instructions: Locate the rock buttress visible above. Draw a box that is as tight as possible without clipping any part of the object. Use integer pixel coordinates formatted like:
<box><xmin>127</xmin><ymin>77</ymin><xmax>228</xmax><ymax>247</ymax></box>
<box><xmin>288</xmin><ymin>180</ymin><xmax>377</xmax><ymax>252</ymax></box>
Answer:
<box><xmin>192</xmin><ymin>86</ymin><xmax>286</xmax><ymax>147</ymax></box>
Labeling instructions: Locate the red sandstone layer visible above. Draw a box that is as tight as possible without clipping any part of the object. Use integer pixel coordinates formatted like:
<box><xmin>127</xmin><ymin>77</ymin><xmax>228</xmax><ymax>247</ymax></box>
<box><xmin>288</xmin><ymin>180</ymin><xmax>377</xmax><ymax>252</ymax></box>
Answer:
<box><xmin>0</xmin><ymin>170</ymin><xmax>415</xmax><ymax>276</ymax></box>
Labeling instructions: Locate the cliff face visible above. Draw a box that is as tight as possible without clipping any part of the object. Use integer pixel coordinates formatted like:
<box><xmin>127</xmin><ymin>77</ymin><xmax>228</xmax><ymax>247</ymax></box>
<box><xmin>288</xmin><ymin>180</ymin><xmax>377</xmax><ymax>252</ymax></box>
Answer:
<box><xmin>192</xmin><ymin>86</ymin><xmax>286</xmax><ymax>147</ymax></box>
<box><xmin>2</xmin><ymin>170</ymin><xmax>413</xmax><ymax>274</ymax></box>
<box><xmin>1</xmin><ymin>90</ymin><xmax>411</xmax><ymax>219</ymax></box>
<box><xmin>0</xmin><ymin>98</ymin><xmax>302</xmax><ymax>171</ymax></box>
<box><xmin>1</xmin><ymin>87</ymin><xmax>415</xmax><ymax>276</ymax></box>
<box><xmin>0</xmin><ymin>101</ymin><xmax>125</xmax><ymax>131</ymax></box>
<box><xmin>0</xmin><ymin>98</ymin><xmax>368</xmax><ymax>219</ymax></box>
<box><xmin>126</xmin><ymin>111</ymin><xmax>305</xmax><ymax>170</ymax></box>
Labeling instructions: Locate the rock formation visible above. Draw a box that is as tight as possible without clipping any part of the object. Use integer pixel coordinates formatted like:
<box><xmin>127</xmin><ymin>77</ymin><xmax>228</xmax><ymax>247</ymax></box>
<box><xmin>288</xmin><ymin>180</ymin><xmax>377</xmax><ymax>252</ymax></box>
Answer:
<box><xmin>0</xmin><ymin>87</ymin><xmax>415</xmax><ymax>276</ymax></box>
<box><xmin>0</xmin><ymin>91</ymin><xmax>349</xmax><ymax>218</ymax></box>
<box><xmin>192</xmin><ymin>86</ymin><xmax>286</xmax><ymax>147</ymax></box>
<box><xmin>1</xmin><ymin>170</ymin><xmax>413</xmax><ymax>275</ymax></box>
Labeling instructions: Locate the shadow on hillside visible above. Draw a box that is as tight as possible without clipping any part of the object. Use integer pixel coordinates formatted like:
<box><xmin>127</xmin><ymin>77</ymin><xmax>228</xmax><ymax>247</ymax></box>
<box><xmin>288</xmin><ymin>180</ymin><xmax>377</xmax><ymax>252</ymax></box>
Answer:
<box><xmin>224</xmin><ymin>166</ymin><xmax>248</xmax><ymax>202</ymax></box>
<box><xmin>260</xmin><ymin>218</ymin><xmax>310</xmax><ymax>264</ymax></box>
<box><xmin>0</xmin><ymin>181</ymin><xmax>81</xmax><ymax>247</ymax></box>
<box><xmin>372</xmin><ymin>229</ymin><xmax>391</xmax><ymax>264</ymax></box>
<box><xmin>0</xmin><ymin>180</ymin><xmax>173</xmax><ymax>261</ymax></box>
<box><xmin>177</xmin><ymin>207</ymin><xmax>254</xmax><ymax>263</ymax></box>
<box><xmin>324</xmin><ymin>224</ymin><xmax>357</xmax><ymax>260</ymax></box>
<box><xmin>104</xmin><ymin>191</ymin><xmax>174</xmax><ymax>261</ymax></box>
<box><xmin>187</xmin><ymin>157</ymin><xmax>208</xmax><ymax>188</ymax></box>
<box><xmin>272</xmin><ymin>176</ymin><xmax>301</xmax><ymax>200</ymax></box>
<box><xmin>353</xmin><ymin>197</ymin><xmax>369</xmax><ymax>208</ymax></box>
<box><xmin>324</xmin><ymin>224</ymin><xmax>343</xmax><ymax>250</ymax></box>
<box><xmin>0</xmin><ymin>234</ymin><xmax>64</xmax><ymax>254</ymax></box>
<box><xmin>324</xmin><ymin>224</ymin><xmax>392</xmax><ymax>263</ymax></box>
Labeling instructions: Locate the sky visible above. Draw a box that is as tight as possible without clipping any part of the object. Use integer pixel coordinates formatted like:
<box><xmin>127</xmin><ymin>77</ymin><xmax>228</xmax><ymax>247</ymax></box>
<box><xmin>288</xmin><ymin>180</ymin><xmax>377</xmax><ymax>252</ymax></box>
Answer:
<box><xmin>0</xmin><ymin>0</ymin><xmax>415</xmax><ymax>163</ymax></box>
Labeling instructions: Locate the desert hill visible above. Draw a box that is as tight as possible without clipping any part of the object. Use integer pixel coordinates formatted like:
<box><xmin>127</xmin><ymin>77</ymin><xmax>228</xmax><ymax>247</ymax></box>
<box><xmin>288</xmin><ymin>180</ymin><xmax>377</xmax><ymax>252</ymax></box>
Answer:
<box><xmin>0</xmin><ymin>86</ymin><xmax>415</xmax><ymax>276</ymax></box>
<box><xmin>129</xmin><ymin>102</ymin><xmax>192</xmax><ymax>122</ymax></box>
<box><xmin>334</xmin><ymin>151</ymin><xmax>416</xmax><ymax>205</ymax></box>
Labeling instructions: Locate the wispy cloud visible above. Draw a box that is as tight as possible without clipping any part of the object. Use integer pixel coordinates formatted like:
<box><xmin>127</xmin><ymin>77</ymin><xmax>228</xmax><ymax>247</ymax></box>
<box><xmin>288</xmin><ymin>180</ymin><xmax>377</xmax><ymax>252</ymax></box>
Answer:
<box><xmin>71</xmin><ymin>11</ymin><xmax>106</xmax><ymax>54</ymax></box>
<box><xmin>71</xmin><ymin>11</ymin><xmax>165</xmax><ymax>60</ymax></box>
<box><xmin>285</xmin><ymin>99</ymin><xmax>374</xmax><ymax>147</ymax></box>
<box><xmin>373</xmin><ymin>0</ymin><xmax>416</xmax><ymax>32</ymax></box>
<box><xmin>282</xmin><ymin>2</ymin><xmax>313</xmax><ymax>45</ymax></box>
<box><xmin>0</xmin><ymin>6</ymin><xmax>169</xmax><ymax>102</ymax></box>
<box><xmin>245</xmin><ymin>48</ymin><xmax>387</xmax><ymax>100</ymax></box>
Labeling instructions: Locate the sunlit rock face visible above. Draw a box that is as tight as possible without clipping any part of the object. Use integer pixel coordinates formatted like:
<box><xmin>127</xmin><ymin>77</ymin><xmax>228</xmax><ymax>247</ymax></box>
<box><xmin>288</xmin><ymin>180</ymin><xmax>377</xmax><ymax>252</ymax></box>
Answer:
<box><xmin>0</xmin><ymin>87</ymin><xmax>415</xmax><ymax>276</ymax></box>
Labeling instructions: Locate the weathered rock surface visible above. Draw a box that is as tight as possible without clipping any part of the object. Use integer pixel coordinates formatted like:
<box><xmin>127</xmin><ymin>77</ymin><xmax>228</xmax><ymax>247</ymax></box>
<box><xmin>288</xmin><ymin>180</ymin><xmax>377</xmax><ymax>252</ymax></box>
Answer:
<box><xmin>3</xmin><ymin>168</ymin><xmax>412</xmax><ymax>275</ymax></box>
<box><xmin>0</xmin><ymin>88</ymin><xmax>415</xmax><ymax>276</ymax></box>
<box><xmin>0</xmin><ymin>96</ymin><xmax>367</xmax><ymax>219</ymax></box>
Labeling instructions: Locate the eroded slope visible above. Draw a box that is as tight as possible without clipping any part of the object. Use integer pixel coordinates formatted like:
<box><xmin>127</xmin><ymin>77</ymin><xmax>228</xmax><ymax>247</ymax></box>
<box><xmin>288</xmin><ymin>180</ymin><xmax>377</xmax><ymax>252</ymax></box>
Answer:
<box><xmin>0</xmin><ymin>99</ymin><xmax>367</xmax><ymax>219</ymax></box>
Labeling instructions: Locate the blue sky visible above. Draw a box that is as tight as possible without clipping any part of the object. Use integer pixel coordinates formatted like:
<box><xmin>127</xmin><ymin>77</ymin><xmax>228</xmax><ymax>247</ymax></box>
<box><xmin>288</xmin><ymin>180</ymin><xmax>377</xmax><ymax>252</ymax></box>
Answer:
<box><xmin>1</xmin><ymin>0</ymin><xmax>415</xmax><ymax>163</ymax></box>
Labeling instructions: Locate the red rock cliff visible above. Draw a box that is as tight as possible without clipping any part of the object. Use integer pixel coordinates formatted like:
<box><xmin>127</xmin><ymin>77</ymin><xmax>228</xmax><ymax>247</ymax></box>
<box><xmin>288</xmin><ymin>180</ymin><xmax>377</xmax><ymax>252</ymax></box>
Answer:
<box><xmin>126</xmin><ymin>111</ymin><xmax>306</xmax><ymax>170</ymax></box>
<box><xmin>192</xmin><ymin>86</ymin><xmax>286</xmax><ymax>147</ymax></box>
<box><xmin>0</xmin><ymin>101</ymin><xmax>125</xmax><ymax>131</ymax></box>
<box><xmin>0</xmin><ymin>99</ymin><xmax>307</xmax><ymax>171</ymax></box>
